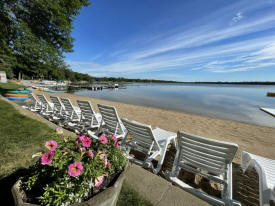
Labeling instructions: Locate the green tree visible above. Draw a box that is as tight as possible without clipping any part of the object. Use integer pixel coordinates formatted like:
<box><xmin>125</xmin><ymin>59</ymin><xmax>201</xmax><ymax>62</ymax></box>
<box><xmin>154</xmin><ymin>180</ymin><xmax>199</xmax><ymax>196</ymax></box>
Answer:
<box><xmin>0</xmin><ymin>0</ymin><xmax>90</xmax><ymax>80</ymax></box>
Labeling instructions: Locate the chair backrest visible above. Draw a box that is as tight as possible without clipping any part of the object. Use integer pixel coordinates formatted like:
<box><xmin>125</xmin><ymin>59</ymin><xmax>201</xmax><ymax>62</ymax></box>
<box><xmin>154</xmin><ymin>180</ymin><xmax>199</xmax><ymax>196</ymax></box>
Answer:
<box><xmin>97</xmin><ymin>104</ymin><xmax>124</xmax><ymax>136</ymax></box>
<box><xmin>77</xmin><ymin>100</ymin><xmax>99</xmax><ymax>124</ymax></box>
<box><xmin>60</xmin><ymin>98</ymin><xmax>78</xmax><ymax>119</ymax></box>
<box><xmin>29</xmin><ymin>93</ymin><xmax>39</xmax><ymax>104</ymax></box>
<box><xmin>121</xmin><ymin>118</ymin><xmax>160</xmax><ymax>153</ymax></box>
<box><xmin>176</xmin><ymin>131</ymin><xmax>238</xmax><ymax>176</ymax></box>
<box><xmin>36</xmin><ymin>94</ymin><xmax>51</xmax><ymax>108</ymax></box>
<box><xmin>50</xmin><ymin>96</ymin><xmax>63</xmax><ymax>112</ymax></box>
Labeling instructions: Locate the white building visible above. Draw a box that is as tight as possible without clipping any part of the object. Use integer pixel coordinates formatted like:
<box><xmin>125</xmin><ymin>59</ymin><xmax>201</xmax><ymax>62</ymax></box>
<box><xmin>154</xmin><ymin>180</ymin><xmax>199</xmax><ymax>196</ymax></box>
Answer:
<box><xmin>0</xmin><ymin>71</ymin><xmax>7</xmax><ymax>83</ymax></box>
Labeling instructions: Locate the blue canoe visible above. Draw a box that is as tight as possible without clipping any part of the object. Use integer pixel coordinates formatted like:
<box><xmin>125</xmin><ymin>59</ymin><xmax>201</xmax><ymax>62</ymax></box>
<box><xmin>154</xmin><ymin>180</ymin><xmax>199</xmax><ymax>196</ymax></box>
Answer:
<box><xmin>6</xmin><ymin>96</ymin><xmax>29</xmax><ymax>101</ymax></box>
<box><xmin>8</xmin><ymin>90</ymin><xmax>32</xmax><ymax>94</ymax></box>
<box><xmin>44</xmin><ymin>90</ymin><xmax>65</xmax><ymax>93</ymax></box>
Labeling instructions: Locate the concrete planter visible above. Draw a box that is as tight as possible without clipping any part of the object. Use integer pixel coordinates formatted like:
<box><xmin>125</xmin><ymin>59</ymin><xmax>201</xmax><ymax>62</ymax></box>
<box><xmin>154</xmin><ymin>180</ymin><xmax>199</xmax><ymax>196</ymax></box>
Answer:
<box><xmin>12</xmin><ymin>164</ymin><xmax>129</xmax><ymax>206</ymax></box>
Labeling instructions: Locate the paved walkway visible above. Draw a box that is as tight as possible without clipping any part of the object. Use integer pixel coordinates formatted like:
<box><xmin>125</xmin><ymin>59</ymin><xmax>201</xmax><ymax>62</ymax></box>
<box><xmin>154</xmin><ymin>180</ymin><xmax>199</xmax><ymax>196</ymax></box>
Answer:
<box><xmin>125</xmin><ymin>164</ymin><xmax>210</xmax><ymax>206</ymax></box>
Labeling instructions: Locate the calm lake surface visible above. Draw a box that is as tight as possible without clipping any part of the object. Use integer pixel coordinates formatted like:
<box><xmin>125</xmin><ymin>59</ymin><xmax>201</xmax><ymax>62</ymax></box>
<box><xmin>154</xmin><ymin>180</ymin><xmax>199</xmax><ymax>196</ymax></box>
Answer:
<box><xmin>74</xmin><ymin>83</ymin><xmax>275</xmax><ymax>128</ymax></box>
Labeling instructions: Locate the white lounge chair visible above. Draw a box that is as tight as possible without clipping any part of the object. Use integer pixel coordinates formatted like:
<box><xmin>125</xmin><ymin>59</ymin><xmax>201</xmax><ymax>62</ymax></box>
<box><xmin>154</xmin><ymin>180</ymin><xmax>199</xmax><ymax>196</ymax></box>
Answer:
<box><xmin>121</xmin><ymin>118</ymin><xmax>177</xmax><ymax>174</ymax></box>
<box><xmin>60</xmin><ymin>98</ymin><xmax>81</xmax><ymax>130</ymax></box>
<box><xmin>49</xmin><ymin>96</ymin><xmax>66</xmax><ymax>123</ymax></box>
<box><xmin>241</xmin><ymin>151</ymin><xmax>275</xmax><ymax>206</ymax></box>
<box><xmin>36</xmin><ymin>94</ymin><xmax>54</xmax><ymax>117</ymax></box>
<box><xmin>88</xmin><ymin>104</ymin><xmax>126</xmax><ymax>140</ymax></box>
<box><xmin>27</xmin><ymin>93</ymin><xmax>41</xmax><ymax>112</ymax></box>
<box><xmin>77</xmin><ymin>100</ymin><xmax>102</xmax><ymax>131</ymax></box>
<box><xmin>166</xmin><ymin>131</ymin><xmax>240</xmax><ymax>206</ymax></box>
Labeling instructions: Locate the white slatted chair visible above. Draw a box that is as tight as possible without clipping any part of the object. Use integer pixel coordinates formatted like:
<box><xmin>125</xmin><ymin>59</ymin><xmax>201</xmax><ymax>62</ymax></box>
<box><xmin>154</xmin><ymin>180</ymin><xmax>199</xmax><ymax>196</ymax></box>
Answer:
<box><xmin>27</xmin><ymin>93</ymin><xmax>41</xmax><ymax>112</ymax></box>
<box><xmin>241</xmin><ymin>151</ymin><xmax>275</xmax><ymax>206</ymax></box>
<box><xmin>166</xmin><ymin>131</ymin><xmax>240</xmax><ymax>206</ymax></box>
<box><xmin>49</xmin><ymin>96</ymin><xmax>66</xmax><ymax>123</ymax></box>
<box><xmin>121</xmin><ymin>118</ymin><xmax>177</xmax><ymax>174</ymax></box>
<box><xmin>36</xmin><ymin>94</ymin><xmax>54</xmax><ymax>117</ymax></box>
<box><xmin>88</xmin><ymin>104</ymin><xmax>126</xmax><ymax>140</ymax></box>
<box><xmin>77</xmin><ymin>100</ymin><xmax>102</xmax><ymax>131</ymax></box>
<box><xmin>60</xmin><ymin>98</ymin><xmax>81</xmax><ymax>130</ymax></box>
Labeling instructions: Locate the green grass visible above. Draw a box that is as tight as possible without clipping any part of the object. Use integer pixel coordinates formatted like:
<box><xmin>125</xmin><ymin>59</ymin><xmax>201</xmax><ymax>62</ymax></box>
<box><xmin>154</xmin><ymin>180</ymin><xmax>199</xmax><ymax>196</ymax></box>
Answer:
<box><xmin>117</xmin><ymin>183</ymin><xmax>154</xmax><ymax>206</ymax></box>
<box><xmin>0</xmin><ymin>82</ymin><xmax>23</xmax><ymax>94</ymax></box>
<box><xmin>0</xmin><ymin>99</ymin><xmax>55</xmax><ymax>178</ymax></box>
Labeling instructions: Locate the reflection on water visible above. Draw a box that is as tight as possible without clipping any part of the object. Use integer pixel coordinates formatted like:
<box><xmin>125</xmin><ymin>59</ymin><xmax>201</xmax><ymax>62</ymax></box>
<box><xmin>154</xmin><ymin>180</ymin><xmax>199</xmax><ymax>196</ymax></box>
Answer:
<box><xmin>74</xmin><ymin>83</ymin><xmax>275</xmax><ymax>128</ymax></box>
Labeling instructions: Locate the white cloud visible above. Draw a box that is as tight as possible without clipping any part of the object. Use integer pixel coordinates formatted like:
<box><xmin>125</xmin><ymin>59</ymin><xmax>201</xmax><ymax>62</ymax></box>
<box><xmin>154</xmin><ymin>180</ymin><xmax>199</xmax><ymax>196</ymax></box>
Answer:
<box><xmin>68</xmin><ymin>0</ymin><xmax>275</xmax><ymax>79</ymax></box>
<box><xmin>232</xmin><ymin>12</ymin><xmax>243</xmax><ymax>24</ymax></box>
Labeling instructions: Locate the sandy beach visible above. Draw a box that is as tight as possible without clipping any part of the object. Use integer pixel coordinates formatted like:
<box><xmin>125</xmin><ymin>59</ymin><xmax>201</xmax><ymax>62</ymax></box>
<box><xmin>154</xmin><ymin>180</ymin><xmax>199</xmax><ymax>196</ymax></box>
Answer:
<box><xmin>33</xmin><ymin>90</ymin><xmax>275</xmax><ymax>163</ymax></box>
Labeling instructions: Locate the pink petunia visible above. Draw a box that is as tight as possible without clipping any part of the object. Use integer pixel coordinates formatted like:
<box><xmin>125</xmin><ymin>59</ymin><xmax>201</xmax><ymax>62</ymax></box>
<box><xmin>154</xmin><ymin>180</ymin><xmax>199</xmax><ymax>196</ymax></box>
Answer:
<box><xmin>79</xmin><ymin>135</ymin><xmax>85</xmax><ymax>142</ymax></box>
<box><xmin>98</xmin><ymin>135</ymin><xmax>108</xmax><ymax>144</ymax></box>
<box><xmin>107</xmin><ymin>160</ymin><xmax>111</xmax><ymax>170</ymax></box>
<box><xmin>115</xmin><ymin>142</ymin><xmax>119</xmax><ymax>149</ymax></box>
<box><xmin>81</xmin><ymin>136</ymin><xmax>91</xmax><ymax>147</ymax></box>
<box><xmin>41</xmin><ymin>151</ymin><xmax>54</xmax><ymax>165</ymax></box>
<box><xmin>99</xmin><ymin>152</ymin><xmax>107</xmax><ymax>160</ymax></box>
<box><xmin>45</xmin><ymin>140</ymin><xmax>58</xmax><ymax>151</ymax></box>
<box><xmin>112</xmin><ymin>136</ymin><xmax>117</xmax><ymax>144</ymax></box>
<box><xmin>87</xmin><ymin>149</ymin><xmax>94</xmax><ymax>159</ymax></box>
<box><xmin>95</xmin><ymin>176</ymin><xmax>104</xmax><ymax>187</ymax></box>
<box><xmin>68</xmin><ymin>162</ymin><xmax>83</xmax><ymax>177</ymax></box>
<box><xmin>78</xmin><ymin>147</ymin><xmax>85</xmax><ymax>154</ymax></box>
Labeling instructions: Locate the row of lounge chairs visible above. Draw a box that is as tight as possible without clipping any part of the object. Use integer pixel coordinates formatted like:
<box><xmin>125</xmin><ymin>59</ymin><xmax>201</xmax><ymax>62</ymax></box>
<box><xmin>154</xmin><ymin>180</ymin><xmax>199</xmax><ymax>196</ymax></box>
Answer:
<box><xmin>24</xmin><ymin>93</ymin><xmax>275</xmax><ymax>206</ymax></box>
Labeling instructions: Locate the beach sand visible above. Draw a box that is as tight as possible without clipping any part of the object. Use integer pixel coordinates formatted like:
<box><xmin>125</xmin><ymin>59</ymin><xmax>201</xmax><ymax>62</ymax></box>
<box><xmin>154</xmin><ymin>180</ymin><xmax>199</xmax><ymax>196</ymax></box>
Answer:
<box><xmin>34</xmin><ymin>90</ymin><xmax>275</xmax><ymax>163</ymax></box>
<box><xmin>31</xmin><ymin>90</ymin><xmax>275</xmax><ymax>205</ymax></box>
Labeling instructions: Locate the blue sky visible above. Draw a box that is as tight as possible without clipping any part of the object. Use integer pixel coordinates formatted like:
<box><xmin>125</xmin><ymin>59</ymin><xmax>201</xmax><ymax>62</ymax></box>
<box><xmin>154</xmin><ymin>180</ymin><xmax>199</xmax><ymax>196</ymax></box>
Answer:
<box><xmin>65</xmin><ymin>0</ymin><xmax>275</xmax><ymax>81</ymax></box>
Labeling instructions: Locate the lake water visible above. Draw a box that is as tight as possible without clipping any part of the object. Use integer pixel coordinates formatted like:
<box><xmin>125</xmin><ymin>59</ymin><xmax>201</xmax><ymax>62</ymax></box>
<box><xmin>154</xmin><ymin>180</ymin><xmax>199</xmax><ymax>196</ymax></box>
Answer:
<box><xmin>74</xmin><ymin>83</ymin><xmax>275</xmax><ymax>128</ymax></box>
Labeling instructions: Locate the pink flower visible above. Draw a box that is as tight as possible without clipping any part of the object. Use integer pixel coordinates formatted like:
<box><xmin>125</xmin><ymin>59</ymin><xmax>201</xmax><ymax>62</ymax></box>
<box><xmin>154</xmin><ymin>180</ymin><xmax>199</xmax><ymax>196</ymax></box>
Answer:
<box><xmin>98</xmin><ymin>135</ymin><xmax>108</xmax><ymax>144</ymax></box>
<box><xmin>87</xmin><ymin>149</ymin><xmax>94</xmax><ymax>159</ymax></box>
<box><xmin>107</xmin><ymin>160</ymin><xmax>111</xmax><ymax>170</ymax></box>
<box><xmin>41</xmin><ymin>152</ymin><xmax>54</xmax><ymax>165</ymax></box>
<box><xmin>81</xmin><ymin>136</ymin><xmax>91</xmax><ymax>147</ymax></box>
<box><xmin>79</xmin><ymin>135</ymin><xmax>85</xmax><ymax>142</ymax></box>
<box><xmin>68</xmin><ymin>162</ymin><xmax>83</xmax><ymax>177</ymax></box>
<box><xmin>115</xmin><ymin>142</ymin><xmax>119</xmax><ymax>149</ymax></box>
<box><xmin>45</xmin><ymin>140</ymin><xmax>58</xmax><ymax>151</ymax></box>
<box><xmin>78</xmin><ymin>147</ymin><xmax>85</xmax><ymax>154</ymax></box>
<box><xmin>99</xmin><ymin>152</ymin><xmax>107</xmax><ymax>160</ymax></box>
<box><xmin>112</xmin><ymin>136</ymin><xmax>117</xmax><ymax>144</ymax></box>
<box><xmin>95</xmin><ymin>176</ymin><xmax>104</xmax><ymax>187</ymax></box>
<box><xmin>98</xmin><ymin>151</ymin><xmax>108</xmax><ymax>167</ymax></box>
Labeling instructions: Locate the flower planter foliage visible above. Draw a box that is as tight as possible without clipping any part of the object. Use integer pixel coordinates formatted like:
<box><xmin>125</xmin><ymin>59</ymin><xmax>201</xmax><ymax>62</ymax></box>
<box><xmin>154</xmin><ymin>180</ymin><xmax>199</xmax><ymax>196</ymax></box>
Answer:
<box><xmin>20</xmin><ymin>134</ymin><xmax>128</xmax><ymax>206</ymax></box>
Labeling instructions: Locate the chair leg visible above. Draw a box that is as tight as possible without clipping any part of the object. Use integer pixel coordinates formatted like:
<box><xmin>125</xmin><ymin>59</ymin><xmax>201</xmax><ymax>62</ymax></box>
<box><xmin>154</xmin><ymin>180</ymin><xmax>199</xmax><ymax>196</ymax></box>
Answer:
<box><xmin>154</xmin><ymin>141</ymin><xmax>170</xmax><ymax>174</ymax></box>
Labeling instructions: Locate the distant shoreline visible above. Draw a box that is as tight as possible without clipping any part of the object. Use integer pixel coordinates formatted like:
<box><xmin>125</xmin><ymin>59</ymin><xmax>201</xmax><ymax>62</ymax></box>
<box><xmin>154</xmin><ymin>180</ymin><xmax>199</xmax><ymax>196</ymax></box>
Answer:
<box><xmin>130</xmin><ymin>81</ymin><xmax>275</xmax><ymax>85</ymax></box>
<box><xmin>125</xmin><ymin>81</ymin><xmax>275</xmax><ymax>85</ymax></box>
<box><xmin>184</xmin><ymin>81</ymin><xmax>275</xmax><ymax>85</ymax></box>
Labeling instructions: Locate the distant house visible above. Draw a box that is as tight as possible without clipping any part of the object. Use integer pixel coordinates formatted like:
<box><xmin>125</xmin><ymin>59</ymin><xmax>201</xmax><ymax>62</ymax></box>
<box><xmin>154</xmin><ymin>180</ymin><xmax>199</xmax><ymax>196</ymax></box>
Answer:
<box><xmin>0</xmin><ymin>71</ymin><xmax>7</xmax><ymax>83</ymax></box>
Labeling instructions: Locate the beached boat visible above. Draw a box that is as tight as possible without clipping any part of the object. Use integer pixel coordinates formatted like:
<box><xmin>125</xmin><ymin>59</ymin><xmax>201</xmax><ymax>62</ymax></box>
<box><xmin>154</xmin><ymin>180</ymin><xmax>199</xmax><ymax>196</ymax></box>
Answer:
<box><xmin>4</xmin><ymin>93</ymin><xmax>29</xmax><ymax>97</ymax></box>
<box><xmin>6</xmin><ymin>96</ymin><xmax>29</xmax><ymax>101</ymax></box>
<box><xmin>7</xmin><ymin>90</ymin><xmax>32</xmax><ymax>94</ymax></box>
<box><xmin>107</xmin><ymin>83</ymin><xmax>119</xmax><ymax>88</ymax></box>
<box><xmin>44</xmin><ymin>90</ymin><xmax>65</xmax><ymax>93</ymax></box>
